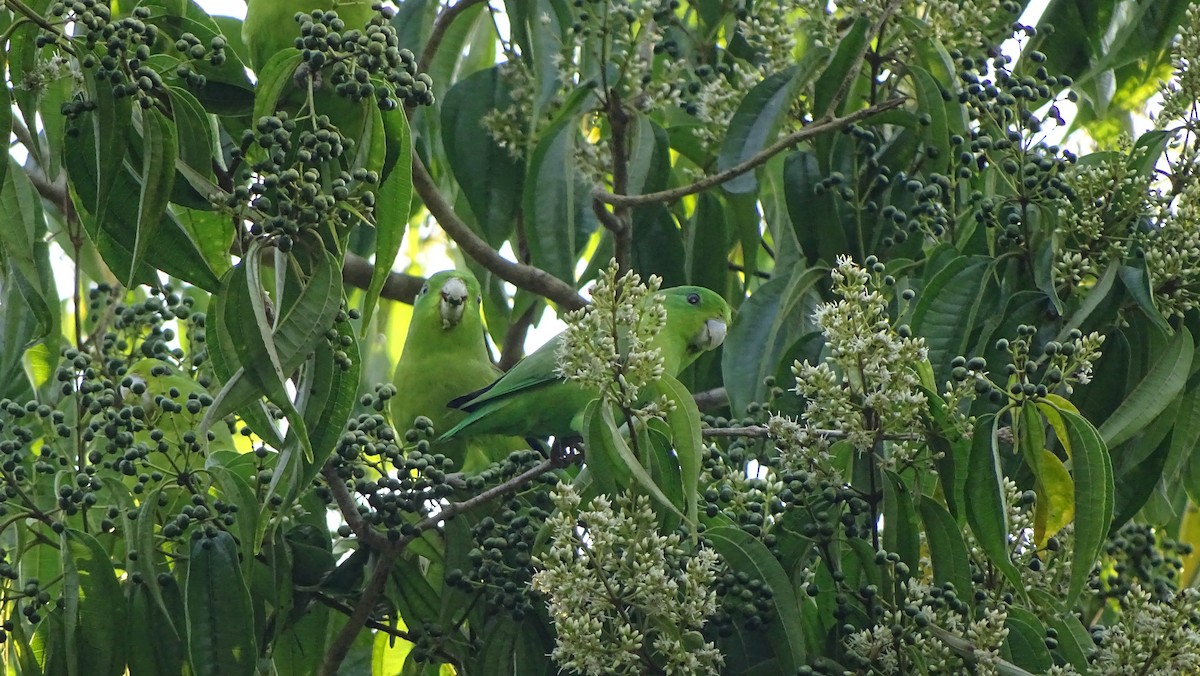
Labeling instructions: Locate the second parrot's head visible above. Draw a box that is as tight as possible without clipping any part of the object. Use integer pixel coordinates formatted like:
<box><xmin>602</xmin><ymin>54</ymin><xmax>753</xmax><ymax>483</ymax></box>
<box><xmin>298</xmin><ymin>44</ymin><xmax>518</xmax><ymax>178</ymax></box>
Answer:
<box><xmin>656</xmin><ymin>286</ymin><xmax>732</xmax><ymax>373</ymax></box>
<box><xmin>417</xmin><ymin>270</ymin><xmax>483</xmax><ymax>330</ymax></box>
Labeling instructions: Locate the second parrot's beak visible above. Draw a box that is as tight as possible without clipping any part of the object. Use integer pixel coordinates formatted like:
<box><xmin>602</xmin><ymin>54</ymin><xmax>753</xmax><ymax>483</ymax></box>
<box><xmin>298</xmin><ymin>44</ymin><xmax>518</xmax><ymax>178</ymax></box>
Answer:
<box><xmin>440</xmin><ymin>277</ymin><xmax>468</xmax><ymax>329</ymax></box>
<box><xmin>690</xmin><ymin>318</ymin><xmax>728</xmax><ymax>352</ymax></box>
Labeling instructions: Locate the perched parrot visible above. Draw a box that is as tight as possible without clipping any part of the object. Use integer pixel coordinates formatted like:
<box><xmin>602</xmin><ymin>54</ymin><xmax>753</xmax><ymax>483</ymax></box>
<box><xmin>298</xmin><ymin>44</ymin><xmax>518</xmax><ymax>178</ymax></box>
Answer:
<box><xmin>441</xmin><ymin>286</ymin><xmax>731</xmax><ymax>441</ymax></box>
<box><xmin>390</xmin><ymin>270</ymin><xmax>524</xmax><ymax>471</ymax></box>
<box><xmin>241</xmin><ymin>0</ymin><xmax>374</xmax><ymax>72</ymax></box>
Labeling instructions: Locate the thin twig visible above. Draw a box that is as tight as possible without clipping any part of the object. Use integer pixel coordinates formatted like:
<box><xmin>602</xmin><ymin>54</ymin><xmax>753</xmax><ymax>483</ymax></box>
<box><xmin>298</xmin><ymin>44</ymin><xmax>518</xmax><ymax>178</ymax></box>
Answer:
<box><xmin>817</xmin><ymin>0</ymin><xmax>903</xmax><ymax>119</ymax></box>
<box><xmin>411</xmin><ymin>156</ymin><xmax>588</xmax><ymax>310</ymax></box>
<box><xmin>400</xmin><ymin>459</ymin><xmax>557</xmax><ymax>547</ymax></box>
<box><xmin>418</xmin><ymin>0</ymin><xmax>490</xmax><ymax>72</ymax></box>
<box><xmin>321</xmin><ymin>462</ymin><xmax>389</xmax><ymax>550</ymax></box>
<box><xmin>315</xmin><ymin>592</ymin><xmax>419</xmax><ymax>642</ymax></box>
<box><xmin>593</xmin><ymin>98</ymin><xmax>906</xmax><ymax>208</ymax></box>
<box><xmin>700</xmin><ymin>425</ymin><xmax>922</xmax><ymax>442</ymax></box>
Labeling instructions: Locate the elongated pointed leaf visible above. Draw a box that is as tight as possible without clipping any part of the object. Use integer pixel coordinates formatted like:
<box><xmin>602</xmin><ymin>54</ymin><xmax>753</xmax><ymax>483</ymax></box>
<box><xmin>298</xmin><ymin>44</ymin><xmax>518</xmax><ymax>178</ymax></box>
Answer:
<box><xmin>965</xmin><ymin>418</ymin><xmax>1025</xmax><ymax>591</ymax></box>
<box><xmin>649</xmin><ymin>374</ymin><xmax>704</xmax><ymax>525</ymax></box>
<box><xmin>61</xmin><ymin>530</ymin><xmax>126</xmax><ymax>676</ymax></box>
<box><xmin>523</xmin><ymin>116</ymin><xmax>582</xmax><ymax>285</ymax></box>
<box><xmin>582</xmin><ymin>401</ymin><xmax>687</xmax><ymax>521</ymax></box>
<box><xmin>1097</xmin><ymin>326</ymin><xmax>1192</xmax><ymax>447</ymax></box>
<box><xmin>1057</xmin><ymin>409</ymin><xmax>1114</xmax><ymax>604</ymax></box>
<box><xmin>705</xmin><ymin>526</ymin><xmax>806</xmax><ymax>672</ymax></box>
<box><xmin>441</xmin><ymin>65</ymin><xmax>523</xmax><ymax>246</ymax></box>
<box><xmin>186</xmin><ymin>531</ymin><xmax>256</xmax><ymax>676</ymax></box>
<box><xmin>130</xmin><ymin>107</ymin><xmax>177</xmax><ymax>286</ymax></box>
<box><xmin>718</xmin><ymin>57</ymin><xmax>819</xmax><ymax>194</ymax></box>
<box><xmin>911</xmin><ymin>256</ymin><xmax>992</xmax><ymax>384</ymax></box>
<box><xmin>918</xmin><ymin>496</ymin><xmax>973</xmax><ymax>596</ymax></box>
<box><xmin>363</xmin><ymin>110</ymin><xmax>412</xmax><ymax>330</ymax></box>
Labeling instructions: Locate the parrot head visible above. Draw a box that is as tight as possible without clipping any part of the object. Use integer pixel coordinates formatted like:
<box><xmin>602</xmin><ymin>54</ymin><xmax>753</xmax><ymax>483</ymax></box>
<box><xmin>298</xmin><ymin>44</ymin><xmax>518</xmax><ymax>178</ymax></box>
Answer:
<box><xmin>655</xmin><ymin>286</ymin><xmax>732</xmax><ymax>374</ymax></box>
<box><xmin>415</xmin><ymin>270</ymin><xmax>484</xmax><ymax>330</ymax></box>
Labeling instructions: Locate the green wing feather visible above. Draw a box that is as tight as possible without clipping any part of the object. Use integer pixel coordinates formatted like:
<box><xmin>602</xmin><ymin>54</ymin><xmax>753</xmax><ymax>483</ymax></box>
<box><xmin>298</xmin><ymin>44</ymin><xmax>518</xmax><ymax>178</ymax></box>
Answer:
<box><xmin>441</xmin><ymin>286</ymin><xmax>731</xmax><ymax>441</ymax></box>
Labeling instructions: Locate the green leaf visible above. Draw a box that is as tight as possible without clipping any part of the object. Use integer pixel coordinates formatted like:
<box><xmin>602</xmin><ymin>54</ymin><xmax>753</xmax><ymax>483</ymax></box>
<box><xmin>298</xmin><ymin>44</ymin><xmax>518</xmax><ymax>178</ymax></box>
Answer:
<box><xmin>881</xmin><ymin>471</ymin><xmax>920</xmax><ymax>575</ymax></box>
<box><xmin>130</xmin><ymin>107</ymin><xmax>178</xmax><ymax>286</ymax></box>
<box><xmin>167</xmin><ymin>86</ymin><xmax>216</xmax><ymax>184</ymax></box>
<box><xmin>581</xmin><ymin>400</ymin><xmax>687</xmax><ymax>521</ymax></box>
<box><xmin>127</xmin><ymin>580</ymin><xmax>187</xmax><ymax>676</ymax></box>
<box><xmin>631</xmin><ymin>205</ymin><xmax>687</xmax><ymax>287</ymax></box>
<box><xmin>185</xmin><ymin>531</ymin><xmax>257</xmax><ymax>676</ymax></box>
<box><xmin>917</xmin><ymin>496</ymin><xmax>973</xmax><ymax>596</ymax></box>
<box><xmin>1097</xmin><ymin>326</ymin><xmax>1192</xmax><ymax>447</ymax></box>
<box><xmin>440</xmin><ymin>65</ymin><xmax>524</xmax><ymax>246</ymax></box>
<box><xmin>911</xmin><ymin>256</ymin><xmax>992</xmax><ymax>384</ymax></box>
<box><xmin>1119</xmin><ymin>262</ymin><xmax>1173</xmax><ymax>334</ymax></box>
<box><xmin>251</xmin><ymin>49</ymin><xmax>304</xmax><ymax>124</ymax></box>
<box><xmin>784</xmin><ymin>151</ymin><xmax>847</xmax><ymax>265</ymax></box>
<box><xmin>1046</xmin><ymin>613</ymin><xmax>1093</xmax><ymax>673</ymax></box>
<box><xmin>1057</xmin><ymin>409</ymin><xmax>1115</xmax><ymax>605</ymax></box>
<box><xmin>685</xmin><ymin>192</ymin><xmax>731</xmax><ymax>291</ymax></box>
<box><xmin>704</xmin><ymin>526</ymin><xmax>806</xmax><ymax>672</ymax></box>
<box><xmin>523</xmin><ymin>115</ymin><xmax>584</xmax><ymax>285</ymax></box>
<box><xmin>965</xmin><ymin>417</ymin><xmax>1025</xmax><ymax>591</ymax></box>
<box><xmin>61</xmin><ymin>530</ymin><xmax>126</xmax><ymax>676</ymax></box>
<box><xmin>909</xmin><ymin>66</ymin><xmax>951</xmax><ymax>175</ymax></box>
<box><xmin>1002</xmin><ymin>607</ymin><xmax>1053</xmax><ymax>673</ymax></box>
<box><xmin>203</xmin><ymin>251</ymin><xmax>345</xmax><ymax>457</ymax></box>
<box><xmin>0</xmin><ymin>52</ymin><xmax>11</xmax><ymax>192</ymax></box>
<box><xmin>649</xmin><ymin>374</ymin><xmax>705</xmax><ymax>526</ymax></box>
<box><xmin>812</xmin><ymin>17</ymin><xmax>868</xmax><ymax>115</ymax></box>
<box><xmin>721</xmin><ymin>265</ymin><xmax>824</xmax><ymax>414</ymax></box>
<box><xmin>0</xmin><ymin>155</ymin><xmax>56</xmax><ymax>351</ymax></box>
<box><xmin>363</xmin><ymin>110</ymin><xmax>412</xmax><ymax>330</ymax></box>
<box><xmin>83</xmin><ymin>67</ymin><xmax>131</xmax><ymax>232</ymax></box>
<box><xmin>717</xmin><ymin>52</ymin><xmax>826</xmax><ymax>194</ymax></box>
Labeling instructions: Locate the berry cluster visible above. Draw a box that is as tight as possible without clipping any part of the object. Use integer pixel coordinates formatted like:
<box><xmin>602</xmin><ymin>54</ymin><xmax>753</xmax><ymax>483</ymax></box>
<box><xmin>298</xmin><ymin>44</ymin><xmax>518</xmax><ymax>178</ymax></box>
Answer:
<box><xmin>295</xmin><ymin>6</ymin><xmax>434</xmax><ymax>110</ymax></box>
<box><xmin>448</xmin><ymin>487</ymin><xmax>554</xmax><ymax>620</ymax></box>
<box><xmin>230</xmin><ymin>112</ymin><xmax>377</xmax><ymax>250</ymax></box>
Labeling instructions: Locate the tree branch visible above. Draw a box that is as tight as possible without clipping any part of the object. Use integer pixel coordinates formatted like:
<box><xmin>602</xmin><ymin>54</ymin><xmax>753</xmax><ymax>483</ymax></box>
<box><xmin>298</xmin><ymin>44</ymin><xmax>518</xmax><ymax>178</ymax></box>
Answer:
<box><xmin>321</xmin><ymin>462</ymin><xmax>389</xmax><ymax>550</ymax></box>
<box><xmin>319</xmin><ymin>545</ymin><xmax>400</xmax><ymax>676</ymax></box>
<box><xmin>419</xmin><ymin>0</ymin><xmax>490</xmax><ymax>72</ymax></box>
<box><xmin>692</xmin><ymin>387</ymin><xmax>728</xmax><ymax>411</ymax></box>
<box><xmin>499</xmin><ymin>303</ymin><xmax>537</xmax><ymax>370</ymax></box>
<box><xmin>341</xmin><ymin>252</ymin><xmax>426</xmax><ymax>304</ymax></box>
<box><xmin>411</xmin><ymin>155</ymin><xmax>587</xmax><ymax>309</ymax></box>
<box><xmin>593</xmin><ymin>97</ymin><xmax>906</xmax><ymax>208</ymax></box>
<box><xmin>599</xmin><ymin>89</ymin><xmax>633</xmax><ymax>271</ymax></box>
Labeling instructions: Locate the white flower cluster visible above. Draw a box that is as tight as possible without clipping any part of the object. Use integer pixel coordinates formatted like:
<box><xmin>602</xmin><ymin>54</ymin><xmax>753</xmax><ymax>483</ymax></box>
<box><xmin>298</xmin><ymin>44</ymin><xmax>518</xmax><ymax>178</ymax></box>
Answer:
<box><xmin>691</xmin><ymin>1</ymin><xmax>800</xmax><ymax>156</ymax></box>
<box><xmin>1158</xmin><ymin>5</ymin><xmax>1200</xmax><ymax>126</ymax></box>
<box><xmin>1053</xmin><ymin>151</ymin><xmax>1153</xmax><ymax>288</ymax></box>
<box><xmin>1141</xmin><ymin>189</ymin><xmax>1200</xmax><ymax>319</ymax></box>
<box><xmin>779</xmin><ymin>256</ymin><xmax>929</xmax><ymax>471</ymax></box>
<box><xmin>1089</xmin><ymin>585</ymin><xmax>1200</xmax><ymax>674</ymax></box>
<box><xmin>532</xmin><ymin>484</ymin><xmax>723</xmax><ymax>675</ymax></box>
<box><xmin>845</xmin><ymin>578</ymin><xmax>1010</xmax><ymax>674</ymax></box>
<box><xmin>556</xmin><ymin>261</ymin><xmax>672</xmax><ymax>422</ymax></box>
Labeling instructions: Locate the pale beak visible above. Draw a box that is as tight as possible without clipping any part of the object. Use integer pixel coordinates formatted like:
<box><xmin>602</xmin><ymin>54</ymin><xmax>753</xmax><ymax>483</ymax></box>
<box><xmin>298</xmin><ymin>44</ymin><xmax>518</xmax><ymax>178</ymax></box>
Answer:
<box><xmin>691</xmin><ymin>318</ymin><xmax>728</xmax><ymax>352</ymax></box>
<box><xmin>440</xmin><ymin>277</ymin><xmax>468</xmax><ymax>329</ymax></box>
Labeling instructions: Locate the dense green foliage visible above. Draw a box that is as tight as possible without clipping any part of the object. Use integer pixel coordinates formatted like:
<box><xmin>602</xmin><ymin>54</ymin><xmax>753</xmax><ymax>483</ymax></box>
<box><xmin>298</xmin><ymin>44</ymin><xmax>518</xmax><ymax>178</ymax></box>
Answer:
<box><xmin>2</xmin><ymin>0</ymin><xmax>1200</xmax><ymax>674</ymax></box>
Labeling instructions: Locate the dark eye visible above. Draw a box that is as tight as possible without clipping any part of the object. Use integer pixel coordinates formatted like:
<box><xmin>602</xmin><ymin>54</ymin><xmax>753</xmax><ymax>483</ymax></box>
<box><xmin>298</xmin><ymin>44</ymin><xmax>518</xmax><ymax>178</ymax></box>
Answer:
<box><xmin>419</xmin><ymin>283</ymin><xmax>429</xmax><ymax>297</ymax></box>
<box><xmin>477</xmin><ymin>295</ymin><xmax>483</xmax><ymax>304</ymax></box>
<box><xmin>687</xmin><ymin>292</ymin><xmax>701</xmax><ymax>305</ymax></box>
